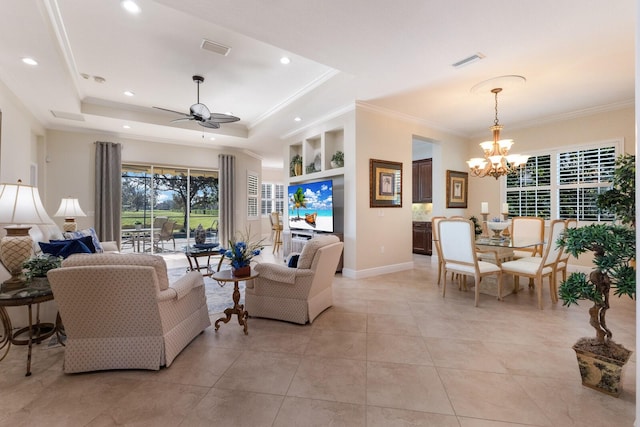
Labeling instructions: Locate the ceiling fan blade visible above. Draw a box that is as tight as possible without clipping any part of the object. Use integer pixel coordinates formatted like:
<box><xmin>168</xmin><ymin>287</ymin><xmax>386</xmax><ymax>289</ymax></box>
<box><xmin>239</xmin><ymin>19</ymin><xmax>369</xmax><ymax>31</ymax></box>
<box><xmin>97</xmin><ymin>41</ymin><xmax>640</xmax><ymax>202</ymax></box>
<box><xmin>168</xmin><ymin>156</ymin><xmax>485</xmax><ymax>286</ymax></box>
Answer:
<box><xmin>170</xmin><ymin>117</ymin><xmax>195</xmax><ymax>123</ymax></box>
<box><xmin>153</xmin><ymin>106</ymin><xmax>191</xmax><ymax>117</ymax></box>
<box><xmin>199</xmin><ymin>120</ymin><xmax>221</xmax><ymax>129</ymax></box>
<box><xmin>208</xmin><ymin>113</ymin><xmax>240</xmax><ymax>123</ymax></box>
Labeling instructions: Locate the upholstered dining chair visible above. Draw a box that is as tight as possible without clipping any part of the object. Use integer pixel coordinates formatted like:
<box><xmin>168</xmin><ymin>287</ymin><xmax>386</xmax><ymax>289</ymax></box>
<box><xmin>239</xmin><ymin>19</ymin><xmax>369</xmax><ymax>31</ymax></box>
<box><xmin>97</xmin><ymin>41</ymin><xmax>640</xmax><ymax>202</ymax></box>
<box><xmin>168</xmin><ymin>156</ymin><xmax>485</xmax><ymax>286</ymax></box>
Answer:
<box><xmin>548</xmin><ymin>218</ymin><xmax>577</xmax><ymax>292</ymax></box>
<box><xmin>430</xmin><ymin>216</ymin><xmax>446</xmax><ymax>285</ymax></box>
<box><xmin>500</xmin><ymin>219</ymin><xmax>566</xmax><ymax>309</ymax></box>
<box><xmin>438</xmin><ymin>219</ymin><xmax>503</xmax><ymax>307</ymax></box>
<box><xmin>510</xmin><ymin>216</ymin><xmax>545</xmax><ymax>259</ymax></box>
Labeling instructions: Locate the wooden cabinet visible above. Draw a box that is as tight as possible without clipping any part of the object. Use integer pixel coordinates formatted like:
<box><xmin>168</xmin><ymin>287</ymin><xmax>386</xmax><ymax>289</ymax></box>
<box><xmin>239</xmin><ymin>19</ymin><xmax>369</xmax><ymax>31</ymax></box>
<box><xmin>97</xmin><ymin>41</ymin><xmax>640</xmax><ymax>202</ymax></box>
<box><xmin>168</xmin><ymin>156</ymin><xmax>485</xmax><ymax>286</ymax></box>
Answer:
<box><xmin>412</xmin><ymin>159</ymin><xmax>432</xmax><ymax>203</ymax></box>
<box><xmin>412</xmin><ymin>221</ymin><xmax>432</xmax><ymax>255</ymax></box>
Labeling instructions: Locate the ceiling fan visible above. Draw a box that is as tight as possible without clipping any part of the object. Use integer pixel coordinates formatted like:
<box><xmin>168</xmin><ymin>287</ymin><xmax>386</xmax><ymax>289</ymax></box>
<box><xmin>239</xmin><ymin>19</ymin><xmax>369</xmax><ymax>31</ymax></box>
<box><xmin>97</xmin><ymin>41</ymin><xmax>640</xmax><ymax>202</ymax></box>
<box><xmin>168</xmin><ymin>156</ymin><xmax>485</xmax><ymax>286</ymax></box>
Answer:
<box><xmin>153</xmin><ymin>75</ymin><xmax>240</xmax><ymax>129</ymax></box>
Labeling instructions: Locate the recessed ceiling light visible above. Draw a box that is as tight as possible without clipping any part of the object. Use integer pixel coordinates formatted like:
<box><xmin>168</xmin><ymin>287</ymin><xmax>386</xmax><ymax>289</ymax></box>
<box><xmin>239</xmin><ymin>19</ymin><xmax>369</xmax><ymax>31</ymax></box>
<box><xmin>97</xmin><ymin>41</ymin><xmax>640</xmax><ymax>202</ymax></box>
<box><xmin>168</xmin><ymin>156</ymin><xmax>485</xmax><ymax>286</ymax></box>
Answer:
<box><xmin>22</xmin><ymin>57</ymin><xmax>38</xmax><ymax>66</ymax></box>
<box><xmin>209</xmin><ymin>137</ymin><xmax>216</xmax><ymax>141</ymax></box>
<box><xmin>294</xmin><ymin>117</ymin><xmax>302</xmax><ymax>122</ymax></box>
<box><xmin>123</xmin><ymin>125</ymin><xmax>131</xmax><ymax>129</ymax></box>
<box><xmin>121</xmin><ymin>0</ymin><xmax>141</xmax><ymax>14</ymax></box>
<box><xmin>124</xmin><ymin>90</ymin><xmax>134</xmax><ymax>97</ymax></box>
<box><xmin>280</xmin><ymin>56</ymin><xmax>291</xmax><ymax>65</ymax></box>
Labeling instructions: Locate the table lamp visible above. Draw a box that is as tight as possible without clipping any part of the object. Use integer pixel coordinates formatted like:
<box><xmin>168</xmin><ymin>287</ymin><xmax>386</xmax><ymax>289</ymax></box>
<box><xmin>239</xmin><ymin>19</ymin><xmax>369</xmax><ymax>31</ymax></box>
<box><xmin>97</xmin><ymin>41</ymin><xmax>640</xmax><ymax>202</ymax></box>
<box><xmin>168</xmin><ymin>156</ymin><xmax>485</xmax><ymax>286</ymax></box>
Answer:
<box><xmin>0</xmin><ymin>180</ymin><xmax>54</xmax><ymax>291</ymax></box>
<box><xmin>54</xmin><ymin>197</ymin><xmax>87</xmax><ymax>232</ymax></box>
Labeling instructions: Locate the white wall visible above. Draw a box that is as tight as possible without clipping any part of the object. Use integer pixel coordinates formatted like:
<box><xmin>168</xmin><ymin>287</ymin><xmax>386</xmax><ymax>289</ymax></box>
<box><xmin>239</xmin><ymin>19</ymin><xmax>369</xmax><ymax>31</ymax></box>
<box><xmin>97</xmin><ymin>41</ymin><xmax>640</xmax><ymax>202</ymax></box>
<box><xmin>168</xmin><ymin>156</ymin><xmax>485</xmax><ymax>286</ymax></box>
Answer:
<box><xmin>44</xmin><ymin>129</ymin><xmax>262</xmax><ymax>239</ymax></box>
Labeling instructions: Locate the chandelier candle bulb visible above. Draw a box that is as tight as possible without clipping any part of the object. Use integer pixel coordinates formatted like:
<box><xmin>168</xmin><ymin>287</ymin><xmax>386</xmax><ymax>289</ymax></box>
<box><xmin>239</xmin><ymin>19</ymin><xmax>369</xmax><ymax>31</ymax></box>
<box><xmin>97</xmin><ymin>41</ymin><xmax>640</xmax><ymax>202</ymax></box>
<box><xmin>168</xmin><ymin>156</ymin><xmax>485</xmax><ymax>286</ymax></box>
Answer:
<box><xmin>481</xmin><ymin>202</ymin><xmax>489</xmax><ymax>214</ymax></box>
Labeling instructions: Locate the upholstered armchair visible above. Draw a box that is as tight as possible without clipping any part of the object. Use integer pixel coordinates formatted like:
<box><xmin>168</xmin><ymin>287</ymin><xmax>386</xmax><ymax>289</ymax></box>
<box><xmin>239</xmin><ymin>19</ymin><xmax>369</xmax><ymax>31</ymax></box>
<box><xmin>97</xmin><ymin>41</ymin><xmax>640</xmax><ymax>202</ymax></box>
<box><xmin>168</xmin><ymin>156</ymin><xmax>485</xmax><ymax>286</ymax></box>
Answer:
<box><xmin>246</xmin><ymin>234</ymin><xmax>344</xmax><ymax>324</ymax></box>
<box><xmin>47</xmin><ymin>253</ymin><xmax>210</xmax><ymax>373</ymax></box>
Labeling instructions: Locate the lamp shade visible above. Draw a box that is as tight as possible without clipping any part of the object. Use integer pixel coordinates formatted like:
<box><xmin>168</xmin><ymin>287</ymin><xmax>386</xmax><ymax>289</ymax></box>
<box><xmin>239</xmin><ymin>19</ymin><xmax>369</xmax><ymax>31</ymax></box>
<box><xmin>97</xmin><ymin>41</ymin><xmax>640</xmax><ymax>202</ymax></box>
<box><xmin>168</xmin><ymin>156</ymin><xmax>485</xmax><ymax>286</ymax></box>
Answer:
<box><xmin>54</xmin><ymin>198</ymin><xmax>87</xmax><ymax>218</ymax></box>
<box><xmin>0</xmin><ymin>181</ymin><xmax>53</xmax><ymax>225</ymax></box>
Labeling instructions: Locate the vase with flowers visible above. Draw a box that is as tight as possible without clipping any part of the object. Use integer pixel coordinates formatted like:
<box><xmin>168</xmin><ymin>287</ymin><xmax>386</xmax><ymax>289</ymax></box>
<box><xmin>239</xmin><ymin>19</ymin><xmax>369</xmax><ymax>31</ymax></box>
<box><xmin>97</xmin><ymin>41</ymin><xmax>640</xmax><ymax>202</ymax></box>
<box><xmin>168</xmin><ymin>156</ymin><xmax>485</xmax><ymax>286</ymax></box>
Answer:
<box><xmin>220</xmin><ymin>229</ymin><xmax>265</xmax><ymax>277</ymax></box>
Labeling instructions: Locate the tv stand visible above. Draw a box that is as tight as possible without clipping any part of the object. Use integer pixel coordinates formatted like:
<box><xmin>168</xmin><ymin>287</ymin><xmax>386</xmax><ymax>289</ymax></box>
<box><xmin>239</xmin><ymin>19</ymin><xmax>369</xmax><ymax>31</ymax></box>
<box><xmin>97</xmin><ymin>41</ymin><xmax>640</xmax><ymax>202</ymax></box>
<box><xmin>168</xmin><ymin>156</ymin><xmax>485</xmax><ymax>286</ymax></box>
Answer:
<box><xmin>282</xmin><ymin>230</ymin><xmax>343</xmax><ymax>272</ymax></box>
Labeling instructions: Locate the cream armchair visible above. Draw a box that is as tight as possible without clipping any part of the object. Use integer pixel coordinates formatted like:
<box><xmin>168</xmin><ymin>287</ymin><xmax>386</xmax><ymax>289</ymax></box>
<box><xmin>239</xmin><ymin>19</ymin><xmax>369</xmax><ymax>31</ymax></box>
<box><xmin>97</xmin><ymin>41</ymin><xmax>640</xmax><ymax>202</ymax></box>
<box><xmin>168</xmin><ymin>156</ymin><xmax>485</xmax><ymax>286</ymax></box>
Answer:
<box><xmin>47</xmin><ymin>253</ymin><xmax>210</xmax><ymax>373</ymax></box>
<box><xmin>246</xmin><ymin>234</ymin><xmax>343</xmax><ymax>324</ymax></box>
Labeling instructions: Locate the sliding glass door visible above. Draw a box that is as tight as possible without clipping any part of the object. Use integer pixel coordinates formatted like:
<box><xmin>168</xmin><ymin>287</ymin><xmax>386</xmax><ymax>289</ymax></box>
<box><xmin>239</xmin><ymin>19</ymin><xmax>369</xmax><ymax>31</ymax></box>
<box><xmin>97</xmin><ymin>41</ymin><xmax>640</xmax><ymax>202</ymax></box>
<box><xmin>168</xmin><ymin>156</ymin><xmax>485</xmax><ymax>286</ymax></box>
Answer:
<box><xmin>121</xmin><ymin>164</ymin><xmax>219</xmax><ymax>253</ymax></box>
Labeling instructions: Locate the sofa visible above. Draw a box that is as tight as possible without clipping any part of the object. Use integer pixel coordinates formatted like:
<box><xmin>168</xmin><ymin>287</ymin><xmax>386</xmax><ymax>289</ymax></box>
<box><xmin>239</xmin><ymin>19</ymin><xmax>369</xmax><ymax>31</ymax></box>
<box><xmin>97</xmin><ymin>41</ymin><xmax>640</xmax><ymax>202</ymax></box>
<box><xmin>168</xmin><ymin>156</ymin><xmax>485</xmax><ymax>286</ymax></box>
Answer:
<box><xmin>47</xmin><ymin>253</ymin><xmax>211</xmax><ymax>373</ymax></box>
<box><xmin>246</xmin><ymin>234</ymin><xmax>344</xmax><ymax>324</ymax></box>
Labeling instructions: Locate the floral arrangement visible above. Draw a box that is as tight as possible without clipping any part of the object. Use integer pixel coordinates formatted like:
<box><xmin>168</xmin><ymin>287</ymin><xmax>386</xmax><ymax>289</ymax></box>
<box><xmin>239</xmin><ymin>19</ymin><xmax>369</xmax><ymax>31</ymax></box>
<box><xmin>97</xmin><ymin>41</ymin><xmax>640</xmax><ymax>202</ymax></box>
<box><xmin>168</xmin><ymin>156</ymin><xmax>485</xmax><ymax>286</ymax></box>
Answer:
<box><xmin>219</xmin><ymin>229</ymin><xmax>265</xmax><ymax>269</ymax></box>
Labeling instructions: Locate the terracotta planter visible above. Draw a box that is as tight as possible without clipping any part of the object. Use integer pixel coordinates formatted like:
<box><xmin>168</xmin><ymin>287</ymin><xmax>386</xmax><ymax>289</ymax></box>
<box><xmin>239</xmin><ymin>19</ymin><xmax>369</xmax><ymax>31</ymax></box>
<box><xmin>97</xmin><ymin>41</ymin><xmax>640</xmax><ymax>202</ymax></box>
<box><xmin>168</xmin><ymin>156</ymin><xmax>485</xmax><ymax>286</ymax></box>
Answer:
<box><xmin>573</xmin><ymin>344</ymin><xmax>632</xmax><ymax>397</ymax></box>
<box><xmin>232</xmin><ymin>265</ymin><xmax>251</xmax><ymax>277</ymax></box>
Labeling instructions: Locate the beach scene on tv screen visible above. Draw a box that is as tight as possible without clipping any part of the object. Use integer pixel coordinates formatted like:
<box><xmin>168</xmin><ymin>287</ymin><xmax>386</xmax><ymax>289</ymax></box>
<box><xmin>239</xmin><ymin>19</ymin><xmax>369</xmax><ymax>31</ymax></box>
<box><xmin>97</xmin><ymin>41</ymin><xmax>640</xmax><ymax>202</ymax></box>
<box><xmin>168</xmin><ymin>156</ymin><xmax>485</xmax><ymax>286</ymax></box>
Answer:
<box><xmin>288</xmin><ymin>180</ymin><xmax>333</xmax><ymax>232</ymax></box>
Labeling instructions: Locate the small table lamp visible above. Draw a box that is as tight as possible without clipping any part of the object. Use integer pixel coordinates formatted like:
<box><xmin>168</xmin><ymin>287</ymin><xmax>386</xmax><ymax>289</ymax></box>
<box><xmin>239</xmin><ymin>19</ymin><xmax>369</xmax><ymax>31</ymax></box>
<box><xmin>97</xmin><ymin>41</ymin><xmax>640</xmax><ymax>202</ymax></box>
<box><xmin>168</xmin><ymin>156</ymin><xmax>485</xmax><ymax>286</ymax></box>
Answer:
<box><xmin>54</xmin><ymin>197</ymin><xmax>87</xmax><ymax>232</ymax></box>
<box><xmin>0</xmin><ymin>180</ymin><xmax>54</xmax><ymax>291</ymax></box>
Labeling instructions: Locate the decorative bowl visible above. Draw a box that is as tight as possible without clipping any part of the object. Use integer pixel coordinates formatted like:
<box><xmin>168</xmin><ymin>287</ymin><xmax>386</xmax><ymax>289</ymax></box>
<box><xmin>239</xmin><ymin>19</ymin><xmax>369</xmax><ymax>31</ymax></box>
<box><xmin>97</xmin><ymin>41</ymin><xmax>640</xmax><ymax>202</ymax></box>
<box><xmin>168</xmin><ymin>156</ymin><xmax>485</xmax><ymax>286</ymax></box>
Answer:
<box><xmin>487</xmin><ymin>221</ymin><xmax>510</xmax><ymax>239</ymax></box>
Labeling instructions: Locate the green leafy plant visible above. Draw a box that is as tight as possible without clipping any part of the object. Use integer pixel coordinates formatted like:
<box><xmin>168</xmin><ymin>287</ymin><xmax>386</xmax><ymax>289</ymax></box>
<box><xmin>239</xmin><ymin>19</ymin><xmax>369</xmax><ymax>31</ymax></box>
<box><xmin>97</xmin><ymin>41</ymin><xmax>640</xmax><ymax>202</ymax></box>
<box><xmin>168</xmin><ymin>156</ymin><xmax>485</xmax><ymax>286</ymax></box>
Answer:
<box><xmin>597</xmin><ymin>153</ymin><xmax>635</xmax><ymax>227</ymax></box>
<box><xmin>23</xmin><ymin>254</ymin><xmax>63</xmax><ymax>281</ymax></box>
<box><xmin>469</xmin><ymin>216</ymin><xmax>483</xmax><ymax>236</ymax></box>
<box><xmin>331</xmin><ymin>151</ymin><xmax>344</xmax><ymax>167</ymax></box>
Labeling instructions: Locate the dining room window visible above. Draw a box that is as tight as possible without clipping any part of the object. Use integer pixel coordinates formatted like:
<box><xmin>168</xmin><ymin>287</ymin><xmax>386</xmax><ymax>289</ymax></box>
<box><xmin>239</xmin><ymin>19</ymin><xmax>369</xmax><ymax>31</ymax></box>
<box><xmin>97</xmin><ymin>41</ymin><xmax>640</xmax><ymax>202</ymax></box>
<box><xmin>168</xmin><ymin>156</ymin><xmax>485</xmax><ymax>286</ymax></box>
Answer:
<box><xmin>504</xmin><ymin>140</ymin><xmax>621</xmax><ymax>222</ymax></box>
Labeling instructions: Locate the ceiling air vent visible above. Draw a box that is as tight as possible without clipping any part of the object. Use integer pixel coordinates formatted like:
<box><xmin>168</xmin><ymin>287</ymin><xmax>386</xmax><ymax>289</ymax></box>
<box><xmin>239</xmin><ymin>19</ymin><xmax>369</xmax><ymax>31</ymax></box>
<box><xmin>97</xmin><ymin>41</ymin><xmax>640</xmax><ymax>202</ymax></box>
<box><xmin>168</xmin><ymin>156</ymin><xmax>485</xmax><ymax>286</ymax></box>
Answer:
<box><xmin>452</xmin><ymin>53</ymin><xmax>485</xmax><ymax>68</ymax></box>
<box><xmin>201</xmin><ymin>39</ymin><xmax>231</xmax><ymax>56</ymax></box>
<box><xmin>51</xmin><ymin>110</ymin><xmax>85</xmax><ymax>121</ymax></box>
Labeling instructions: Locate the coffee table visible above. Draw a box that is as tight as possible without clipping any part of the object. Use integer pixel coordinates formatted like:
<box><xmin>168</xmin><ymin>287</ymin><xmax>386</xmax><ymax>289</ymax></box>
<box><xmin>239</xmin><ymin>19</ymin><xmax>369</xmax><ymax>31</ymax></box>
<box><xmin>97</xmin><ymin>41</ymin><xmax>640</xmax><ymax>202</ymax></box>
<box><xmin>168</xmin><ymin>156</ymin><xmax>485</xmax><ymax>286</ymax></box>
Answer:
<box><xmin>0</xmin><ymin>283</ymin><xmax>62</xmax><ymax>376</ymax></box>
<box><xmin>211</xmin><ymin>269</ymin><xmax>259</xmax><ymax>335</ymax></box>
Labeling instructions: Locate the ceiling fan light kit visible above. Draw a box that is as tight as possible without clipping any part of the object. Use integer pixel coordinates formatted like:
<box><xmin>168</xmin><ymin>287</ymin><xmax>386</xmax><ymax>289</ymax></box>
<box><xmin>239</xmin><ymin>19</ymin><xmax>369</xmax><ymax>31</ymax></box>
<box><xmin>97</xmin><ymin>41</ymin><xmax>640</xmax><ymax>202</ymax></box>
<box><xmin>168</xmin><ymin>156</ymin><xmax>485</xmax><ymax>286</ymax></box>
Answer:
<box><xmin>153</xmin><ymin>75</ymin><xmax>240</xmax><ymax>129</ymax></box>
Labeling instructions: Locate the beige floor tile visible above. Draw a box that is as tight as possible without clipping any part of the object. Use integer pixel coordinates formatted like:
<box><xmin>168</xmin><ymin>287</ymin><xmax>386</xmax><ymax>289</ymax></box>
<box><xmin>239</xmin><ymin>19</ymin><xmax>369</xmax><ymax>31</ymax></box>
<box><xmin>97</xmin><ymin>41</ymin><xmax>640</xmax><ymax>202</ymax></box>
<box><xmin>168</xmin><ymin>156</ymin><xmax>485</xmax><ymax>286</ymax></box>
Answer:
<box><xmin>513</xmin><ymin>375</ymin><xmax>636</xmax><ymax>427</ymax></box>
<box><xmin>367</xmin><ymin>314</ymin><xmax>420</xmax><ymax>336</ymax></box>
<box><xmin>273</xmin><ymin>396</ymin><xmax>365</xmax><ymax>427</ymax></box>
<box><xmin>366</xmin><ymin>406</ymin><xmax>459</xmax><ymax>427</ymax></box>
<box><xmin>367</xmin><ymin>333</ymin><xmax>433</xmax><ymax>365</ymax></box>
<box><xmin>482</xmin><ymin>341</ymin><xmax>577</xmax><ymax>380</ymax></box>
<box><xmin>288</xmin><ymin>356</ymin><xmax>366</xmax><ymax>404</ymax></box>
<box><xmin>246</xmin><ymin>330</ymin><xmax>311</xmax><ymax>355</ymax></box>
<box><xmin>304</xmin><ymin>329</ymin><xmax>367</xmax><ymax>360</ymax></box>
<box><xmin>458</xmin><ymin>417</ymin><xmax>535</xmax><ymax>427</ymax></box>
<box><xmin>182</xmin><ymin>388</ymin><xmax>283</xmax><ymax>427</ymax></box>
<box><xmin>214</xmin><ymin>350</ymin><xmax>300</xmax><ymax>395</ymax></box>
<box><xmin>423</xmin><ymin>337</ymin><xmax>507</xmax><ymax>373</ymax></box>
<box><xmin>366</xmin><ymin>361</ymin><xmax>454</xmax><ymax>415</ymax></box>
<box><xmin>86</xmin><ymin>381</ymin><xmax>209</xmax><ymax>426</ymax></box>
<box><xmin>311</xmin><ymin>310</ymin><xmax>368</xmax><ymax>332</ymax></box>
<box><xmin>437</xmin><ymin>368</ymin><xmax>552</xmax><ymax>426</ymax></box>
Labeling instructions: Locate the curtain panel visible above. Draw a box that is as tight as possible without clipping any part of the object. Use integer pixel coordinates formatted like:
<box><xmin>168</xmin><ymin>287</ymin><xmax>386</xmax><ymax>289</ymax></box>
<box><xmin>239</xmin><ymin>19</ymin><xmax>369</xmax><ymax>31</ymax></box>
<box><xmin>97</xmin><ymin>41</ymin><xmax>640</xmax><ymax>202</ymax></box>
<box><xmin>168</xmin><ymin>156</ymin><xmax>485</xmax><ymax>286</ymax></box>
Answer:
<box><xmin>219</xmin><ymin>154</ymin><xmax>235</xmax><ymax>246</ymax></box>
<box><xmin>95</xmin><ymin>141</ymin><xmax>122</xmax><ymax>245</ymax></box>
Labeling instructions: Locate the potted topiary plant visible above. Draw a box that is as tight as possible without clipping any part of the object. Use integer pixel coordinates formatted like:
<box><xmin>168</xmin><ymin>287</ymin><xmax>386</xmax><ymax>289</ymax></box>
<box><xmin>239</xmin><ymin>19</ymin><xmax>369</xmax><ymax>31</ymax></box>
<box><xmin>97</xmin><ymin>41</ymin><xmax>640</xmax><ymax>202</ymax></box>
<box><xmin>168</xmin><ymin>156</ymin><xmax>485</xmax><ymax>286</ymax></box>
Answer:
<box><xmin>331</xmin><ymin>151</ymin><xmax>344</xmax><ymax>168</ymax></box>
<box><xmin>557</xmin><ymin>153</ymin><xmax>635</xmax><ymax>397</ymax></box>
<box><xmin>23</xmin><ymin>254</ymin><xmax>63</xmax><ymax>288</ymax></box>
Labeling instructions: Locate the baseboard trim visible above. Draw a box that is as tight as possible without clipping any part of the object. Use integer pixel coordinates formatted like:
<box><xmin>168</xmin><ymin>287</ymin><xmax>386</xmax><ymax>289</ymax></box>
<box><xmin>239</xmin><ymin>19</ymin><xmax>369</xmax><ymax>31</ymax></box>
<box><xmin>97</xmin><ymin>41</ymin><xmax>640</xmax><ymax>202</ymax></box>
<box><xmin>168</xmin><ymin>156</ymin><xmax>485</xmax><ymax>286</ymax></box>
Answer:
<box><xmin>341</xmin><ymin>261</ymin><xmax>414</xmax><ymax>279</ymax></box>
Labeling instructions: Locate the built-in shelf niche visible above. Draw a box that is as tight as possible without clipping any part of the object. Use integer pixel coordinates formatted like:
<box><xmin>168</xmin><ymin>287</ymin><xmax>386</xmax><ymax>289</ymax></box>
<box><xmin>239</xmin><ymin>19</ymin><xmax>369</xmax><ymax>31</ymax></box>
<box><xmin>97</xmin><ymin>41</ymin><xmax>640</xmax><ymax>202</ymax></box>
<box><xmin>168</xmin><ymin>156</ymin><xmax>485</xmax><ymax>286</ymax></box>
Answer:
<box><xmin>289</xmin><ymin>128</ymin><xmax>344</xmax><ymax>181</ymax></box>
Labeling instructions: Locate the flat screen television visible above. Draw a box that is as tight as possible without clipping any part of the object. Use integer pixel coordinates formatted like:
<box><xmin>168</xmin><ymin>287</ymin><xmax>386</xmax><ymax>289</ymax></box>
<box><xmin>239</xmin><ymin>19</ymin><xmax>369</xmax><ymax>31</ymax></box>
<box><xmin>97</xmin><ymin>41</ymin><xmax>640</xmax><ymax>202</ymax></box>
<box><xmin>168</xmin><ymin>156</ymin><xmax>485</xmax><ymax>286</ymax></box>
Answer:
<box><xmin>288</xmin><ymin>179</ymin><xmax>334</xmax><ymax>233</ymax></box>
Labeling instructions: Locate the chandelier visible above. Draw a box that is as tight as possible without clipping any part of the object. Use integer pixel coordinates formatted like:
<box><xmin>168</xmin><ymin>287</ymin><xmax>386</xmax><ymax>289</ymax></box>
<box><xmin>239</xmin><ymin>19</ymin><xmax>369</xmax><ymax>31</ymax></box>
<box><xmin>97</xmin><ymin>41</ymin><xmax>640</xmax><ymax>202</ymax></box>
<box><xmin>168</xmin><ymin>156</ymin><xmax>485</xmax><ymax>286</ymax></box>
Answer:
<box><xmin>467</xmin><ymin>88</ymin><xmax>529</xmax><ymax>179</ymax></box>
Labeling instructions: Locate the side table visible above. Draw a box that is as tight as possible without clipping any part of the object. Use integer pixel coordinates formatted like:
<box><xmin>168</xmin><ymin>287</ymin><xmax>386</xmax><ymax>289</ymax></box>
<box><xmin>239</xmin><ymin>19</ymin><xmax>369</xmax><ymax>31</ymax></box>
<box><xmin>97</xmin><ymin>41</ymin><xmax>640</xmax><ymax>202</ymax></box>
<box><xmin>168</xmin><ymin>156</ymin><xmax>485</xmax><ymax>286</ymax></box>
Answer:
<box><xmin>184</xmin><ymin>245</ymin><xmax>224</xmax><ymax>276</ymax></box>
<box><xmin>211</xmin><ymin>269</ymin><xmax>259</xmax><ymax>335</ymax></box>
<box><xmin>0</xmin><ymin>284</ymin><xmax>61</xmax><ymax>376</ymax></box>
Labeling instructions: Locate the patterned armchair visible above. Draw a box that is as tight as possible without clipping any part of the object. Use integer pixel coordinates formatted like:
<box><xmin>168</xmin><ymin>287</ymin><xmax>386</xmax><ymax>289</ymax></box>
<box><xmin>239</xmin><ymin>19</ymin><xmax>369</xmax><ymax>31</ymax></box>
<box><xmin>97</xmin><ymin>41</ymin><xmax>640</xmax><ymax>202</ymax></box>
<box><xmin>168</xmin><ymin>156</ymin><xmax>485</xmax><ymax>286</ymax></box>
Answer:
<box><xmin>246</xmin><ymin>234</ymin><xmax>344</xmax><ymax>324</ymax></box>
<box><xmin>47</xmin><ymin>253</ymin><xmax>210</xmax><ymax>373</ymax></box>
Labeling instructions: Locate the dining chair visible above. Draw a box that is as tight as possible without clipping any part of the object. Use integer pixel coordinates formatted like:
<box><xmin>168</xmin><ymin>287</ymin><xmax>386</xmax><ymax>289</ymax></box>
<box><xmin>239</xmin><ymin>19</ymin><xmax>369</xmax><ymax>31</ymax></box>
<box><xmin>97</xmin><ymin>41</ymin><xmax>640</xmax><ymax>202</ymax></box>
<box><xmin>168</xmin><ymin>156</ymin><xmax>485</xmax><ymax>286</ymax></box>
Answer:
<box><xmin>430</xmin><ymin>216</ymin><xmax>446</xmax><ymax>285</ymax></box>
<box><xmin>549</xmin><ymin>218</ymin><xmax>577</xmax><ymax>292</ymax></box>
<box><xmin>500</xmin><ymin>219</ymin><xmax>566</xmax><ymax>309</ymax></box>
<box><xmin>438</xmin><ymin>219</ymin><xmax>503</xmax><ymax>307</ymax></box>
<box><xmin>510</xmin><ymin>216</ymin><xmax>545</xmax><ymax>259</ymax></box>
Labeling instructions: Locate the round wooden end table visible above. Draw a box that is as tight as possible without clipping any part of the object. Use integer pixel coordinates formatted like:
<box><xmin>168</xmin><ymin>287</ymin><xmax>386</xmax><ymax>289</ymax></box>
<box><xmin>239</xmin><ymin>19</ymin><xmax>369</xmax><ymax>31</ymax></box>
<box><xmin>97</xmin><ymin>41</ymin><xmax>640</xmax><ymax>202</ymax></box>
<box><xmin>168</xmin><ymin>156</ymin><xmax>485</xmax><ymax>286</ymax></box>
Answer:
<box><xmin>211</xmin><ymin>269</ymin><xmax>259</xmax><ymax>335</ymax></box>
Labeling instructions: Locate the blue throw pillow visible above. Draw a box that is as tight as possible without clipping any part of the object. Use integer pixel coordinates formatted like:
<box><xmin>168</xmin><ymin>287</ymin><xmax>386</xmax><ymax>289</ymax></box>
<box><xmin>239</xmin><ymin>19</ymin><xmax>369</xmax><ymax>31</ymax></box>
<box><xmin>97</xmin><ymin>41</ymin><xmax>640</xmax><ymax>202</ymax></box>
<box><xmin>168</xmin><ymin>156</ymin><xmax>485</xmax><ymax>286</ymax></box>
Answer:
<box><xmin>287</xmin><ymin>254</ymin><xmax>300</xmax><ymax>268</ymax></box>
<box><xmin>50</xmin><ymin>235</ymin><xmax>96</xmax><ymax>253</ymax></box>
<box><xmin>63</xmin><ymin>227</ymin><xmax>104</xmax><ymax>253</ymax></box>
<box><xmin>39</xmin><ymin>239</ymin><xmax>92</xmax><ymax>259</ymax></box>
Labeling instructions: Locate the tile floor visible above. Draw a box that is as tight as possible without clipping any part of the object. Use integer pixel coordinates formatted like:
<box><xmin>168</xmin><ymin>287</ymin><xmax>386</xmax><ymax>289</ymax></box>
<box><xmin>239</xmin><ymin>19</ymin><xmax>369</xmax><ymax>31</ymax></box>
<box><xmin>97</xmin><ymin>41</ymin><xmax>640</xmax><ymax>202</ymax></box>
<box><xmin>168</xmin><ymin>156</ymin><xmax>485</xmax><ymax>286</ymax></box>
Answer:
<box><xmin>0</xmin><ymin>251</ymin><xmax>635</xmax><ymax>426</ymax></box>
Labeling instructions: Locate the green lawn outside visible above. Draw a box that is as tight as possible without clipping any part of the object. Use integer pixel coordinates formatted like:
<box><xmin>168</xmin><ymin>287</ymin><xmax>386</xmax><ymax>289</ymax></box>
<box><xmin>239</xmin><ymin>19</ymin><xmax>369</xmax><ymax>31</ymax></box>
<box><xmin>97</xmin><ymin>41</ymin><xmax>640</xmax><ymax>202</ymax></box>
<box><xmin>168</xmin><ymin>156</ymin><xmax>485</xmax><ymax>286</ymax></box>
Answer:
<box><xmin>121</xmin><ymin>210</ymin><xmax>218</xmax><ymax>231</ymax></box>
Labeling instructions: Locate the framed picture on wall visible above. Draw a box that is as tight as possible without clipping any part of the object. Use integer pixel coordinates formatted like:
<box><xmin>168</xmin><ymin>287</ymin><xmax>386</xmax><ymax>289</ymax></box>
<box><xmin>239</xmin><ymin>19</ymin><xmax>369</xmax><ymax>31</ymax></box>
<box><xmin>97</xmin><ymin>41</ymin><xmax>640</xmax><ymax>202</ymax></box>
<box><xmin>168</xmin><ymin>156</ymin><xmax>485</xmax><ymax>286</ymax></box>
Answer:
<box><xmin>446</xmin><ymin>170</ymin><xmax>468</xmax><ymax>208</ymax></box>
<box><xmin>370</xmin><ymin>159</ymin><xmax>402</xmax><ymax>207</ymax></box>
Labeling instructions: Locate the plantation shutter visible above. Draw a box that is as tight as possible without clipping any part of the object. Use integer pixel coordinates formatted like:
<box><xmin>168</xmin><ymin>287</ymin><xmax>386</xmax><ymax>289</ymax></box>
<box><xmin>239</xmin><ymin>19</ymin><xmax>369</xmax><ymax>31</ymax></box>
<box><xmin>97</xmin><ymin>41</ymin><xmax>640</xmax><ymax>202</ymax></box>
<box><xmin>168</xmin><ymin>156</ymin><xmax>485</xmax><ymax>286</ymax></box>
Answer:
<box><xmin>247</xmin><ymin>172</ymin><xmax>259</xmax><ymax>219</ymax></box>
